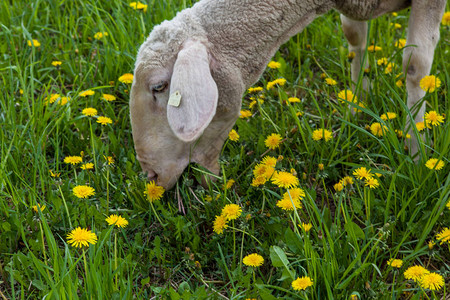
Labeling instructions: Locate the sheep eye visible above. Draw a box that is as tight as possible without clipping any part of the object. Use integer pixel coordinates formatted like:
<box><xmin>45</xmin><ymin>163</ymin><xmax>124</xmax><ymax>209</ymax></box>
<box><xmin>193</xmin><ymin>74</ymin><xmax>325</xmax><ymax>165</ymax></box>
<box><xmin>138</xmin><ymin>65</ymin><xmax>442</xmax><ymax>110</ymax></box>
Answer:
<box><xmin>151</xmin><ymin>82</ymin><xmax>167</xmax><ymax>93</ymax></box>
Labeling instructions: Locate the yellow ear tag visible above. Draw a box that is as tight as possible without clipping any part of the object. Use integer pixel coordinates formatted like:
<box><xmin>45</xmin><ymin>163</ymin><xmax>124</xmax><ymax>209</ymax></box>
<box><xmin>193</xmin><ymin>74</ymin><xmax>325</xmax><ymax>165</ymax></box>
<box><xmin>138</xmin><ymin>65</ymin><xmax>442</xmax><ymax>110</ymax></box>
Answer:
<box><xmin>168</xmin><ymin>91</ymin><xmax>182</xmax><ymax>107</ymax></box>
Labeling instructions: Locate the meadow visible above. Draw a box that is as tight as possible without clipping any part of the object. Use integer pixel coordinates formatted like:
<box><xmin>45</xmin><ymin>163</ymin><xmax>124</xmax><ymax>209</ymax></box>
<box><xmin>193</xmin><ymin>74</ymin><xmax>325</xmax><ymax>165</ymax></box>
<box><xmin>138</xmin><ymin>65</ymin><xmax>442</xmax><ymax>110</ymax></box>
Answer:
<box><xmin>0</xmin><ymin>0</ymin><xmax>449</xmax><ymax>299</ymax></box>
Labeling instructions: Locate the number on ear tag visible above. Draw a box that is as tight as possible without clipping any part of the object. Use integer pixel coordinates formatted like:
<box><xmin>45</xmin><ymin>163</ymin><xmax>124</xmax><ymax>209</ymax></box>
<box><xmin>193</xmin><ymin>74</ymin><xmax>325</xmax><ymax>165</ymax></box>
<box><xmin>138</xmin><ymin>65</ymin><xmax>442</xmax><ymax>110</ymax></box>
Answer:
<box><xmin>168</xmin><ymin>91</ymin><xmax>182</xmax><ymax>107</ymax></box>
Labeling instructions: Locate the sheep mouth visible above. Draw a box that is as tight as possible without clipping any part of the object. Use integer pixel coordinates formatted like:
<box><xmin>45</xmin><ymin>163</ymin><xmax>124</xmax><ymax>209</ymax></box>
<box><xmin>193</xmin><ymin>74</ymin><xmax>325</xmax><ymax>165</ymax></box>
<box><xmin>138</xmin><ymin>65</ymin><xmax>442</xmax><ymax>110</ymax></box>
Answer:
<box><xmin>147</xmin><ymin>172</ymin><xmax>158</xmax><ymax>183</ymax></box>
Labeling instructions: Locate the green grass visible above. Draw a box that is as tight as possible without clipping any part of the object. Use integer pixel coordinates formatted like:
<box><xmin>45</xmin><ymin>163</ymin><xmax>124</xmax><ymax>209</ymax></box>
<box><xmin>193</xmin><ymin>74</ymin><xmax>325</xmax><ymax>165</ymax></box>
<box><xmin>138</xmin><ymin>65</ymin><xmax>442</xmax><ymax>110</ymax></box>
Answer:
<box><xmin>1</xmin><ymin>1</ymin><xmax>449</xmax><ymax>299</ymax></box>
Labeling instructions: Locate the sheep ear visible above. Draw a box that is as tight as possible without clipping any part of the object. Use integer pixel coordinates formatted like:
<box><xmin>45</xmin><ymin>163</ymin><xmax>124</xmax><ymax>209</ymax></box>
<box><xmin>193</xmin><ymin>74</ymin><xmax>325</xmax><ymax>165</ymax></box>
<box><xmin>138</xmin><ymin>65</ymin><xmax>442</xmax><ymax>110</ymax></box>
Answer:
<box><xmin>167</xmin><ymin>40</ymin><xmax>218</xmax><ymax>142</ymax></box>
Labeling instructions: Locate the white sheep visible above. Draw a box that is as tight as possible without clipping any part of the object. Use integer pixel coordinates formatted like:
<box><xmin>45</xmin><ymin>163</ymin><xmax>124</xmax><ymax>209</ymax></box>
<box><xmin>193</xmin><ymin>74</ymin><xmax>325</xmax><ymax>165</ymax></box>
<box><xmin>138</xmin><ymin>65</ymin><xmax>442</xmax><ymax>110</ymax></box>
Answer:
<box><xmin>130</xmin><ymin>0</ymin><xmax>446</xmax><ymax>189</ymax></box>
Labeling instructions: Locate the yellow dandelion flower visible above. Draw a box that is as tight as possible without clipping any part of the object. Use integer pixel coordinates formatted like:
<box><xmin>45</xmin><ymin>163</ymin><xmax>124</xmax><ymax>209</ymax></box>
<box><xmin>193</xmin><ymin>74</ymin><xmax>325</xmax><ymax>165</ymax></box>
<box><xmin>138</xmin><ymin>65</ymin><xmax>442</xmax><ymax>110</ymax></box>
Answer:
<box><xmin>380</xmin><ymin>112</ymin><xmax>397</xmax><ymax>121</ymax></box>
<box><xmin>82</xmin><ymin>107</ymin><xmax>98</xmax><ymax>117</ymax></box>
<box><xmin>396</xmin><ymin>79</ymin><xmax>403</xmax><ymax>88</ymax></box>
<box><xmin>94</xmin><ymin>32</ymin><xmax>108</xmax><ymax>40</ymax></box>
<box><xmin>347</xmin><ymin>51</ymin><xmax>356</xmax><ymax>60</ymax></box>
<box><xmin>342</xmin><ymin>176</ymin><xmax>353</xmax><ymax>186</ymax></box>
<box><xmin>247</xmin><ymin>87</ymin><xmax>263</xmax><ymax>93</ymax></box>
<box><xmin>377</xmin><ymin>57</ymin><xmax>388</xmax><ymax>66</ymax></box>
<box><xmin>224</xmin><ymin>179</ymin><xmax>235</xmax><ymax>189</ymax></box>
<box><xmin>49</xmin><ymin>170</ymin><xmax>60</xmax><ymax>177</ymax></box>
<box><xmin>442</xmin><ymin>12</ymin><xmax>450</xmax><ymax>25</ymax></box>
<box><xmin>118</xmin><ymin>73</ymin><xmax>134</xmax><ymax>84</ymax></box>
<box><xmin>424</xmin><ymin>111</ymin><xmax>444</xmax><ymax>127</ymax></box>
<box><xmin>365</xmin><ymin>177</ymin><xmax>379</xmax><ymax>189</ymax></box>
<box><xmin>300</xmin><ymin>222</ymin><xmax>312</xmax><ymax>232</ymax></box>
<box><xmin>428</xmin><ymin>240</ymin><xmax>435</xmax><ymax>249</ymax></box>
<box><xmin>59</xmin><ymin>96</ymin><xmax>70</xmax><ymax>105</ymax></box>
<box><xmin>353</xmin><ymin>167</ymin><xmax>372</xmax><ymax>180</ymax></box>
<box><xmin>264</xmin><ymin>133</ymin><xmax>282</xmax><ymax>150</ymax></box>
<box><xmin>384</xmin><ymin>62</ymin><xmax>395</xmax><ymax>74</ymax></box>
<box><xmin>420</xmin><ymin>75</ymin><xmax>441</xmax><ymax>92</ymax></box>
<box><xmin>325</xmin><ymin>78</ymin><xmax>337</xmax><ymax>85</ymax></box>
<box><xmin>105</xmin><ymin>214</ymin><xmax>129</xmax><ymax>228</ymax></box>
<box><xmin>261</xmin><ymin>156</ymin><xmax>277</xmax><ymax>167</ymax></box>
<box><xmin>395</xmin><ymin>39</ymin><xmax>406</xmax><ymax>48</ymax></box>
<box><xmin>337</xmin><ymin>89</ymin><xmax>357</xmax><ymax>103</ymax></box>
<box><xmin>419</xmin><ymin>273</ymin><xmax>444</xmax><ymax>291</ymax></box>
<box><xmin>425</xmin><ymin>158</ymin><xmax>445</xmax><ymax>171</ymax></box>
<box><xmin>213</xmin><ymin>215</ymin><xmax>228</xmax><ymax>234</ymax></box>
<box><xmin>334</xmin><ymin>182</ymin><xmax>344</xmax><ymax>192</ymax></box>
<box><xmin>266</xmin><ymin>78</ymin><xmax>286</xmax><ymax>90</ymax></box>
<box><xmin>102</xmin><ymin>94</ymin><xmax>116</xmax><ymax>101</ymax></box>
<box><xmin>264</xmin><ymin>165</ymin><xmax>276</xmax><ymax>179</ymax></box>
<box><xmin>318</xmin><ymin>163</ymin><xmax>324</xmax><ymax>171</ymax></box>
<box><xmin>312</xmin><ymin>129</ymin><xmax>323</xmax><ymax>141</ymax></box>
<box><xmin>64</xmin><ymin>156</ymin><xmax>82</xmax><ymax>165</ymax></box>
<box><xmin>282</xmin><ymin>187</ymin><xmax>305</xmax><ymax>201</ymax></box>
<box><xmin>32</xmin><ymin>203</ymin><xmax>46</xmax><ymax>213</ymax></box>
<box><xmin>240</xmin><ymin>110</ymin><xmax>252</xmax><ymax>118</ymax></box>
<box><xmin>46</xmin><ymin>93</ymin><xmax>60</xmax><ymax>104</ymax></box>
<box><xmin>145</xmin><ymin>181</ymin><xmax>165</xmax><ymax>202</ymax></box>
<box><xmin>288</xmin><ymin>97</ymin><xmax>300</xmax><ymax>103</ymax></box>
<box><xmin>436</xmin><ymin>227</ymin><xmax>450</xmax><ymax>244</ymax></box>
<box><xmin>243</xmin><ymin>253</ymin><xmax>264</xmax><ymax>267</ymax></box>
<box><xmin>267</xmin><ymin>61</ymin><xmax>281</xmax><ymax>69</ymax></box>
<box><xmin>387</xmin><ymin>258</ymin><xmax>403</xmax><ymax>268</ymax></box>
<box><xmin>104</xmin><ymin>155</ymin><xmax>114</xmax><ymax>165</ymax></box>
<box><xmin>67</xmin><ymin>227</ymin><xmax>97</xmax><ymax>248</ymax></box>
<box><xmin>80</xmin><ymin>163</ymin><xmax>94</xmax><ymax>170</ymax></box>
<box><xmin>221</xmin><ymin>204</ymin><xmax>242</xmax><ymax>220</ymax></box>
<box><xmin>446</xmin><ymin>201</ymin><xmax>450</xmax><ymax>210</ymax></box>
<box><xmin>79</xmin><ymin>90</ymin><xmax>95</xmax><ymax>97</ymax></box>
<box><xmin>404</xmin><ymin>265</ymin><xmax>430</xmax><ymax>282</ymax></box>
<box><xmin>27</xmin><ymin>39</ymin><xmax>41</xmax><ymax>47</ymax></box>
<box><xmin>97</xmin><ymin>116</ymin><xmax>113</xmax><ymax>125</ymax></box>
<box><xmin>51</xmin><ymin>61</ymin><xmax>62</xmax><ymax>66</ymax></box>
<box><xmin>416</xmin><ymin>121</ymin><xmax>426</xmax><ymax>132</ymax></box>
<box><xmin>312</xmin><ymin>129</ymin><xmax>332</xmax><ymax>141</ymax></box>
<box><xmin>370</xmin><ymin>122</ymin><xmax>388</xmax><ymax>137</ymax></box>
<box><xmin>392</xmin><ymin>12</ymin><xmax>398</xmax><ymax>16</ymax></box>
<box><xmin>73</xmin><ymin>185</ymin><xmax>95</xmax><ymax>199</ymax></box>
<box><xmin>130</xmin><ymin>1</ymin><xmax>148</xmax><ymax>12</ymax></box>
<box><xmin>367</xmin><ymin>45</ymin><xmax>382</xmax><ymax>52</ymax></box>
<box><xmin>253</xmin><ymin>164</ymin><xmax>269</xmax><ymax>178</ymax></box>
<box><xmin>276</xmin><ymin>197</ymin><xmax>301</xmax><ymax>210</ymax></box>
<box><xmin>271</xmin><ymin>171</ymin><xmax>299</xmax><ymax>189</ymax></box>
<box><xmin>292</xmin><ymin>276</ymin><xmax>313</xmax><ymax>291</ymax></box>
<box><xmin>251</xmin><ymin>176</ymin><xmax>267</xmax><ymax>187</ymax></box>
<box><xmin>228</xmin><ymin>129</ymin><xmax>239</xmax><ymax>141</ymax></box>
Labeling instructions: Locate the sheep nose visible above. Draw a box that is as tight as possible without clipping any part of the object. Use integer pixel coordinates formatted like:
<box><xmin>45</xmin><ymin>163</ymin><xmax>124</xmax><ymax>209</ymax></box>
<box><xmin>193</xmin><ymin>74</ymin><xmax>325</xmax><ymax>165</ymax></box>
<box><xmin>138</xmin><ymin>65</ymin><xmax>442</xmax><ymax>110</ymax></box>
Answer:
<box><xmin>147</xmin><ymin>170</ymin><xmax>158</xmax><ymax>182</ymax></box>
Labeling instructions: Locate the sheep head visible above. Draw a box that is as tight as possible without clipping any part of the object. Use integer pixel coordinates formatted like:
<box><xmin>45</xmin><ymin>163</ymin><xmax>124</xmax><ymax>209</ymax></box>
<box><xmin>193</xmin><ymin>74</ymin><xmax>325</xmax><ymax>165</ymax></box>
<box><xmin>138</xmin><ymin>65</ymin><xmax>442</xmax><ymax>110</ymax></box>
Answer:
<box><xmin>130</xmin><ymin>16</ymin><xmax>240</xmax><ymax>189</ymax></box>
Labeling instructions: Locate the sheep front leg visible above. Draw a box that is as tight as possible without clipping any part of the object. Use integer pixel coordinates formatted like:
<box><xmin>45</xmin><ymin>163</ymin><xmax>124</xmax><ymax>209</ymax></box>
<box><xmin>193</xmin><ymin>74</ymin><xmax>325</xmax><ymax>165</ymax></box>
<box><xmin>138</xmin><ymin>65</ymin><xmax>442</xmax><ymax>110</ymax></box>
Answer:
<box><xmin>340</xmin><ymin>15</ymin><xmax>369</xmax><ymax>101</ymax></box>
<box><xmin>403</xmin><ymin>0</ymin><xmax>446</xmax><ymax>159</ymax></box>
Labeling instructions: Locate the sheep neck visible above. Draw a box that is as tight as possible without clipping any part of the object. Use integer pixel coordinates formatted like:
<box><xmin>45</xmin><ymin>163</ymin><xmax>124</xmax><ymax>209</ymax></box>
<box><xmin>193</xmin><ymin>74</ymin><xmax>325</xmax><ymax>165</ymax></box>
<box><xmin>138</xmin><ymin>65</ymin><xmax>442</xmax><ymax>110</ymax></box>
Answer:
<box><xmin>194</xmin><ymin>0</ymin><xmax>335</xmax><ymax>87</ymax></box>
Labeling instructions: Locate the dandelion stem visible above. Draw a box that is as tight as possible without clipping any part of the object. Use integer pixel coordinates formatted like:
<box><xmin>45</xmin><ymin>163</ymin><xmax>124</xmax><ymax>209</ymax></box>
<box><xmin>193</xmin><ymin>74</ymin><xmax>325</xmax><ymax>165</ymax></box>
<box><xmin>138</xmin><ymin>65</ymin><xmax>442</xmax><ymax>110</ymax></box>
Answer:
<box><xmin>114</xmin><ymin>232</ymin><xmax>118</xmax><ymax>290</ymax></box>
<box><xmin>106</xmin><ymin>167</ymin><xmax>110</xmax><ymax>213</ymax></box>
<box><xmin>240</xmin><ymin>229</ymin><xmax>245</xmax><ymax>270</ymax></box>
<box><xmin>38</xmin><ymin>221</ymin><xmax>51</xmax><ymax>279</ymax></box>
<box><xmin>232</xmin><ymin>219</ymin><xmax>236</xmax><ymax>269</ymax></box>
<box><xmin>89</xmin><ymin>119</ymin><xmax>97</xmax><ymax>172</ymax></box>
<box><xmin>149</xmin><ymin>200</ymin><xmax>164</xmax><ymax>226</ymax></box>
<box><xmin>82</xmin><ymin>250</ymin><xmax>89</xmax><ymax>292</ymax></box>
<box><xmin>58</xmin><ymin>185</ymin><xmax>72</xmax><ymax>228</ymax></box>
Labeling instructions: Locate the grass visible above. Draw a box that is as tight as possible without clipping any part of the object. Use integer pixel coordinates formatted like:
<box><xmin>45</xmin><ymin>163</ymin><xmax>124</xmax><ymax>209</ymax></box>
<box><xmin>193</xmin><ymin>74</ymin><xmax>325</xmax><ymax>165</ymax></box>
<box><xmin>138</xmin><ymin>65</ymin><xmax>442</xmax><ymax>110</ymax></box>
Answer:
<box><xmin>0</xmin><ymin>0</ymin><xmax>449</xmax><ymax>299</ymax></box>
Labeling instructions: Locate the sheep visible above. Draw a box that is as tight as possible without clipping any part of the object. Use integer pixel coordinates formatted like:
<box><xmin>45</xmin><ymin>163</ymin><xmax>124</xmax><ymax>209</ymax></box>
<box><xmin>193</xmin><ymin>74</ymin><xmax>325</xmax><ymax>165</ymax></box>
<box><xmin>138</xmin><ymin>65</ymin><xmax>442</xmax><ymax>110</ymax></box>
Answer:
<box><xmin>130</xmin><ymin>0</ymin><xmax>446</xmax><ymax>189</ymax></box>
